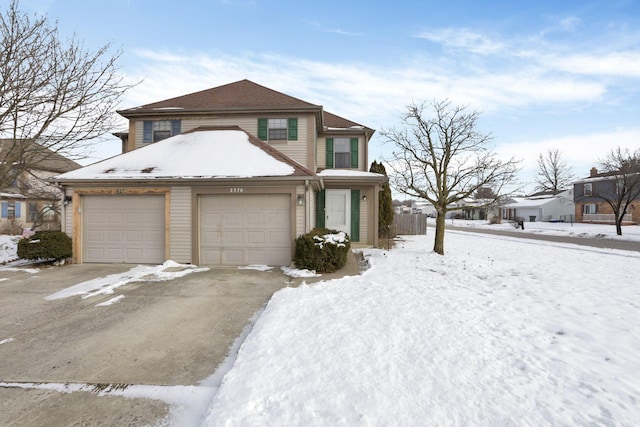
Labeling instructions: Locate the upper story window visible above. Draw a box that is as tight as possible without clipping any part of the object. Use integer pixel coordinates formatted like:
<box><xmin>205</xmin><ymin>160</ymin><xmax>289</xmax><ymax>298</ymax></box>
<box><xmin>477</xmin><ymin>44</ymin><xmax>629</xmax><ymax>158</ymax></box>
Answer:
<box><xmin>334</xmin><ymin>138</ymin><xmax>351</xmax><ymax>168</ymax></box>
<box><xmin>326</xmin><ymin>137</ymin><xmax>359</xmax><ymax>169</ymax></box>
<box><xmin>584</xmin><ymin>183</ymin><xmax>592</xmax><ymax>196</ymax></box>
<box><xmin>143</xmin><ymin>120</ymin><xmax>181</xmax><ymax>143</ymax></box>
<box><xmin>258</xmin><ymin>118</ymin><xmax>298</xmax><ymax>142</ymax></box>
<box><xmin>268</xmin><ymin>119</ymin><xmax>287</xmax><ymax>140</ymax></box>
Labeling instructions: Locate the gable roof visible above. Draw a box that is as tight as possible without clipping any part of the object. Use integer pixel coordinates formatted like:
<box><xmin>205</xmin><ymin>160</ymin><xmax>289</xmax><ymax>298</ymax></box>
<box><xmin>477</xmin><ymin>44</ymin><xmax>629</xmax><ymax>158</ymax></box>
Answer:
<box><xmin>322</xmin><ymin>110</ymin><xmax>373</xmax><ymax>133</ymax></box>
<box><xmin>0</xmin><ymin>139</ymin><xmax>81</xmax><ymax>173</ymax></box>
<box><xmin>54</xmin><ymin>126</ymin><xmax>313</xmax><ymax>182</ymax></box>
<box><xmin>118</xmin><ymin>79</ymin><xmax>321</xmax><ymax>116</ymax></box>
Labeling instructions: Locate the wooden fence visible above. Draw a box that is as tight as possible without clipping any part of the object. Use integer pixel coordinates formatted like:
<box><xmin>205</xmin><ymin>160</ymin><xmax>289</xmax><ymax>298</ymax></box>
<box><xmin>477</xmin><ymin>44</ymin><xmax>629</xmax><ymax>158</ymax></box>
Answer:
<box><xmin>392</xmin><ymin>213</ymin><xmax>428</xmax><ymax>235</ymax></box>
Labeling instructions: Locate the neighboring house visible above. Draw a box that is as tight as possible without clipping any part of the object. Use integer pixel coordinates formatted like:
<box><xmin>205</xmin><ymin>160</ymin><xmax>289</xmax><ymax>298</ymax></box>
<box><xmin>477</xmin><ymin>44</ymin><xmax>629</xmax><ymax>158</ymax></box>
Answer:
<box><xmin>54</xmin><ymin>80</ymin><xmax>387</xmax><ymax>266</ymax></box>
<box><xmin>502</xmin><ymin>189</ymin><xmax>575</xmax><ymax>223</ymax></box>
<box><xmin>574</xmin><ymin>167</ymin><xmax>639</xmax><ymax>224</ymax></box>
<box><xmin>0</xmin><ymin>140</ymin><xmax>80</xmax><ymax>234</ymax></box>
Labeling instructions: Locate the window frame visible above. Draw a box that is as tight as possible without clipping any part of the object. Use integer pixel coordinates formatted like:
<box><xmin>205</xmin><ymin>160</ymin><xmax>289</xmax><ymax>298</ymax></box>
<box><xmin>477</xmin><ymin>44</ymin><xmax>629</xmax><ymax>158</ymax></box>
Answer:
<box><xmin>267</xmin><ymin>118</ymin><xmax>288</xmax><ymax>141</ymax></box>
<box><xmin>334</xmin><ymin>137</ymin><xmax>351</xmax><ymax>169</ymax></box>
<box><xmin>584</xmin><ymin>182</ymin><xmax>593</xmax><ymax>196</ymax></box>
<box><xmin>583</xmin><ymin>203</ymin><xmax>597</xmax><ymax>214</ymax></box>
<box><xmin>28</xmin><ymin>202</ymin><xmax>39</xmax><ymax>222</ymax></box>
<box><xmin>6</xmin><ymin>202</ymin><xmax>16</xmax><ymax>219</ymax></box>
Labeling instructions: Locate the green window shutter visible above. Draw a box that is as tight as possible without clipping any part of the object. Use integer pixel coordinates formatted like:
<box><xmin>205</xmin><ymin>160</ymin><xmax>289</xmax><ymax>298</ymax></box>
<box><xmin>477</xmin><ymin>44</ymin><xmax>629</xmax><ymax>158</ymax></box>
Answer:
<box><xmin>326</xmin><ymin>138</ymin><xmax>334</xmax><ymax>168</ymax></box>
<box><xmin>143</xmin><ymin>121</ymin><xmax>152</xmax><ymax>143</ymax></box>
<box><xmin>258</xmin><ymin>118</ymin><xmax>268</xmax><ymax>140</ymax></box>
<box><xmin>350</xmin><ymin>190</ymin><xmax>360</xmax><ymax>241</ymax></box>
<box><xmin>350</xmin><ymin>138</ymin><xmax>359</xmax><ymax>168</ymax></box>
<box><xmin>316</xmin><ymin>190</ymin><xmax>326</xmax><ymax>228</ymax></box>
<box><xmin>288</xmin><ymin>118</ymin><xmax>298</xmax><ymax>141</ymax></box>
<box><xmin>171</xmin><ymin>120</ymin><xmax>181</xmax><ymax>136</ymax></box>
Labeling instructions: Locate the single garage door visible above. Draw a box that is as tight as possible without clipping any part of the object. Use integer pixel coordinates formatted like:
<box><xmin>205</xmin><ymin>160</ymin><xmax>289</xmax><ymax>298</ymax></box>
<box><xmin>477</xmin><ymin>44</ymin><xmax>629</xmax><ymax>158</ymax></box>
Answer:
<box><xmin>83</xmin><ymin>195</ymin><xmax>165</xmax><ymax>263</ymax></box>
<box><xmin>199</xmin><ymin>194</ymin><xmax>291</xmax><ymax>266</ymax></box>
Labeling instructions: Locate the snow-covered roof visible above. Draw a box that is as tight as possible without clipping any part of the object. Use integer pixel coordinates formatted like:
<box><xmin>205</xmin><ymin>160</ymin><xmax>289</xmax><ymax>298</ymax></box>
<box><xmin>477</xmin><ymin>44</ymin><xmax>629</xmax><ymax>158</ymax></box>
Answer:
<box><xmin>0</xmin><ymin>192</ymin><xmax>26</xmax><ymax>199</ymax></box>
<box><xmin>55</xmin><ymin>127</ymin><xmax>310</xmax><ymax>181</ymax></box>
<box><xmin>504</xmin><ymin>197</ymin><xmax>556</xmax><ymax>208</ymax></box>
<box><xmin>317</xmin><ymin>169</ymin><xmax>385</xmax><ymax>179</ymax></box>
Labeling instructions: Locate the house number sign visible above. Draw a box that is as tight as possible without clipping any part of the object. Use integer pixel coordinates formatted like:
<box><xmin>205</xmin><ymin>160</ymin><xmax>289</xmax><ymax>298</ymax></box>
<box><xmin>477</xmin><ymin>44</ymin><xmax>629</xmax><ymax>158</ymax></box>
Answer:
<box><xmin>229</xmin><ymin>187</ymin><xmax>244</xmax><ymax>193</ymax></box>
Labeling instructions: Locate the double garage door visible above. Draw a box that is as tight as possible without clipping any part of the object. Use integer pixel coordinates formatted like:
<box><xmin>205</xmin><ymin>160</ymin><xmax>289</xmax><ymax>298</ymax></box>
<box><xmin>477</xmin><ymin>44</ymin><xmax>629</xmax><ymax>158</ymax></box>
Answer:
<box><xmin>81</xmin><ymin>193</ymin><xmax>292</xmax><ymax>266</ymax></box>
<box><xmin>199</xmin><ymin>194</ymin><xmax>291</xmax><ymax>266</ymax></box>
<box><xmin>82</xmin><ymin>195</ymin><xmax>165</xmax><ymax>264</ymax></box>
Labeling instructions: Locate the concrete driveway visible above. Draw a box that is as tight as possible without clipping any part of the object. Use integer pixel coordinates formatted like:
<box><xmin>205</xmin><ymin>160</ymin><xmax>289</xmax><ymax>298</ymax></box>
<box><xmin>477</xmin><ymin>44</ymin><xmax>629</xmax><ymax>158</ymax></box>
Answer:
<box><xmin>0</xmin><ymin>263</ymin><xmax>295</xmax><ymax>426</ymax></box>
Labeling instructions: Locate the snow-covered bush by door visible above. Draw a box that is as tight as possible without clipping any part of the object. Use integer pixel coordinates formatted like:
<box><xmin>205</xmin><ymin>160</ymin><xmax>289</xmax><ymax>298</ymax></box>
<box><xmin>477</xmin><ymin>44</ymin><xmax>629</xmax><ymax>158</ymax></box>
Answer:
<box><xmin>17</xmin><ymin>231</ymin><xmax>72</xmax><ymax>262</ymax></box>
<box><xmin>294</xmin><ymin>228</ymin><xmax>351</xmax><ymax>273</ymax></box>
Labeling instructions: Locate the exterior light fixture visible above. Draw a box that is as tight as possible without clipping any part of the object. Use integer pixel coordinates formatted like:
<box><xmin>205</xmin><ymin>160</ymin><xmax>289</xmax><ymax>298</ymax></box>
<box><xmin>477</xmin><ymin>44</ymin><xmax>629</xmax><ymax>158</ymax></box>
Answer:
<box><xmin>297</xmin><ymin>194</ymin><xmax>305</xmax><ymax>206</ymax></box>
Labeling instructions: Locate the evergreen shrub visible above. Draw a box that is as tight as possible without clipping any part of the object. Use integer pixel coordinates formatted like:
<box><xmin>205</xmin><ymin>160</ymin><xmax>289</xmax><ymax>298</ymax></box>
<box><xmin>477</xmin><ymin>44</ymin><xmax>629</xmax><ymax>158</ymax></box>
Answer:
<box><xmin>17</xmin><ymin>231</ymin><xmax>72</xmax><ymax>261</ymax></box>
<box><xmin>293</xmin><ymin>227</ymin><xmax>351</xmax><ymax>273</ymax></box>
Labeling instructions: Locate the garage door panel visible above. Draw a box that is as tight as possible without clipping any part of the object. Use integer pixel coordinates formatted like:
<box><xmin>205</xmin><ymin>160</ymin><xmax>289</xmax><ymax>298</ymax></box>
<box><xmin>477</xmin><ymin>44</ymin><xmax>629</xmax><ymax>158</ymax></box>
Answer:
<box><xmin>247</xmin><ymin>231</ymin><xmax>265</xmax><ymax>244</ymax></box>
<box><xmin>199</xmin><ymin>194</ymin><xmax>291</xmax><ymax>266</ymax></box>
<box><xmin>83</xmin><ymin>195</ymin><xmax>165</xmax><ymax>264</ymax></box>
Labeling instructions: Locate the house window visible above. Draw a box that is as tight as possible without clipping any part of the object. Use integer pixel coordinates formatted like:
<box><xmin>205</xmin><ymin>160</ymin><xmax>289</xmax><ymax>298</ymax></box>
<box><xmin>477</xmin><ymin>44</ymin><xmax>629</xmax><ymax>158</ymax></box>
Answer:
<box><xmin>584</xmin><ymin>183</ymin><xmax>592</xmax><ymax>196</ymax></box>
<box><xmin>615</xmin><ymin>180</ymin><xmax>624</xmax><ymax>194</ymax></box>
<box><xmin>28</xmin><ymin>202</ymin><xmax>38</xmax><ymax>222</ymax></box>
<box><xmin>268</xmin><ymin>119</ymin><xmax>287</xmax><ymax>140</ymax></box>
<box><xmin>257</xmin><ymin>118</ymin><xmax>298</xmax><ymax>141</ymax></box>
<box><xmin>1</xmin><ymin>201</ymin><xmax>20</xmax><ymax>219</ymax></box>
<box><xmin>43</xmin><ymin>204</ymin><xmax>56</xmax><ymax>221</ymax></box>
<box><xmin>143</xmin><ymin>120</ymin><xmax>181</xmax><ymax>143</ymax></box>
<box><xmin>152</xmin><ymin>121</ymin><xmax>172</xmax><ymax>142</ymax></box>
<box><xmin>583</xmin><ymin>204</ymin><xmax>597</xmax><ymax>214</ymax></box>
<box><xmin>334</xmin><ymin>138</ymin><xmax>351</xmax><ymax>168</ymax></box>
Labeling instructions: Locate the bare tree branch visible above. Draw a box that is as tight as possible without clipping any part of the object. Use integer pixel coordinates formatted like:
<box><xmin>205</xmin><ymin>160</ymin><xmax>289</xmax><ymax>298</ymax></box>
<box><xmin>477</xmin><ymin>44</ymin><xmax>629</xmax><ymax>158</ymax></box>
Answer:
<box><xmin>0</xmin><ymin>0</ymin><xmax>135</xmax><ymax>191</ymax></box>
<box><xmin>382</xmin><ymin>100</ymin><xmax>521</xmax><ymax>255</ymax></box>
<box><xmin>534</xmin><ymin>148</ymin><xmax>575</xmax><ymax>193</ymax></box>
<box><xmin>581</xmin><ymin>147</ymin><xmax>640</xmax><ymax>236</ymax></box>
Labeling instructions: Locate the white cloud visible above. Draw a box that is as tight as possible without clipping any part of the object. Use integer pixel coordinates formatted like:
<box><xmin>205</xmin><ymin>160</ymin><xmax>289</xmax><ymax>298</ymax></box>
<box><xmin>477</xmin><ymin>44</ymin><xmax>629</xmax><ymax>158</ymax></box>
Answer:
<box><xmin>416</xmin><ymin>28</ymin><xmax>504</xmax><ymax>55</ymax></box>
<box><xmin>546</xmin><ymin>52</ymin><xmax>640</xmax><ymax>77</ymax></box>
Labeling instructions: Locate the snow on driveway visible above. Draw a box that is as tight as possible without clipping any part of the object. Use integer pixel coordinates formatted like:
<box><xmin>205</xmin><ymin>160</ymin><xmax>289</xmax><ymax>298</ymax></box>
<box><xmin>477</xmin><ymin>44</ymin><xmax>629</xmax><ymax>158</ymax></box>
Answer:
<box><xmin>203</xmin><ymin>231</ymin><xmax>640</xmax><ymax>426</ymax></box>
<box><xmin>45</xmin><ymin>260</ymin><xmax>209</xmax><ymax>301</ymax></box>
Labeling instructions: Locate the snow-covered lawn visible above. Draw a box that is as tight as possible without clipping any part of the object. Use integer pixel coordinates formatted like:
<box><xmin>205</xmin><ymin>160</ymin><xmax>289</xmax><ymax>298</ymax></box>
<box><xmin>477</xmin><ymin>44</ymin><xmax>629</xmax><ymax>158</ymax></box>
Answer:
<box><xmin>203</xmin><ymin>231</ymin><xmax>640</xmax><ymax>426</ymax></box>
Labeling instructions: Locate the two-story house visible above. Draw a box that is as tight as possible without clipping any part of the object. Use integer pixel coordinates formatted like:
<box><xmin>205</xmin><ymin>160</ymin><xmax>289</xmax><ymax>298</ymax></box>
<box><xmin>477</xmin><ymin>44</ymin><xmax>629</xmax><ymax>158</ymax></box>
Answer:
<box><xmin>54</xmin><ymin>80</ymin><xmax>387</xmax><ymax>266</ymax></box>
<box><xmin>574</xmin><ymin>167</ymin><xmax>639</xmax><ymax>224</ymax></box>
<box><xmin>1</xmin><ymin>139</ymin><xmax>80</xmax><ymax>234</ymax></box>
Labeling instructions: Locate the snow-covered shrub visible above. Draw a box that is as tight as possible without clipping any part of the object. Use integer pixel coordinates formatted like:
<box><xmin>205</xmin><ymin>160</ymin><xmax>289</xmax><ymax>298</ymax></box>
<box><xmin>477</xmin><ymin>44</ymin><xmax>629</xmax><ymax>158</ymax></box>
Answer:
<box><xmin>294</xmin><ymin>228</ymin><xmax>350</xmax><ymax>273</ymax></box>
<box><xmin>17</xmin><ymin>231</ymin><xmax>72</xmax><ymax>262</ymax></box>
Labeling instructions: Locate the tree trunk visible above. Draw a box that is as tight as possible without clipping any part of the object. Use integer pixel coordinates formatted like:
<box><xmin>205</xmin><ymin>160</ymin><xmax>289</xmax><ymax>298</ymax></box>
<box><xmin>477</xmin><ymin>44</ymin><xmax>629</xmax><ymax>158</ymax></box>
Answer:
<box><xmin>433</xmin><ymin>211</ymin><xmax>446</xmax><ymax>255</ymax></box>
<box><xmin>616</xmin><ymin>217</ymin><xmax>623</xmax><ymax>236</ymax></box>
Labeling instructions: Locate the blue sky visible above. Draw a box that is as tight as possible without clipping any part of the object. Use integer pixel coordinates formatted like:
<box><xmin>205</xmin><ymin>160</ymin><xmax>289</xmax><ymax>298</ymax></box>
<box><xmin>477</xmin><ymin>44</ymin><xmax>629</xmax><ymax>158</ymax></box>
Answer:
<box><xmin>18</xmin><ymin>0</ymin><xmax>640</xmax><ymax>192</ymax></box>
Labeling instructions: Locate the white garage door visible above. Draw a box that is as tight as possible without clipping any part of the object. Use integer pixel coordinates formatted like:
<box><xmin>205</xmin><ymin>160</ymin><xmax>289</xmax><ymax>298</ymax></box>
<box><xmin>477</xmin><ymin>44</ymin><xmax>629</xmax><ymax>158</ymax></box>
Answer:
<box><xmin>83</xmin><ymin>195</ymin><xmax>165</xmax><ymax>264</ymax></box>
<box><xmin>199</xmin><ymin>194</ymin><xmax>291</xmax><ymax>266</ymax></box>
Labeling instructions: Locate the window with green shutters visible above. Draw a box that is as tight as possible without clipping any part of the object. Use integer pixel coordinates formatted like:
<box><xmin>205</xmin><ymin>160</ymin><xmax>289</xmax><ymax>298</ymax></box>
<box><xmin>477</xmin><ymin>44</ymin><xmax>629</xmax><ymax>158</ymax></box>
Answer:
<box><xmin>257</xmin><ymin>118</ymin><xmax>298</xmax><ymax>141</ymax></box>
<box><xmin>326</xmin><ymin>137</ymin><xmax>359</xmax><ymax>169</ymax></box>
<box><xmin>143</xmin><ymin>120</ymin><xmax>181</xmax><ymax>143</ymax></box>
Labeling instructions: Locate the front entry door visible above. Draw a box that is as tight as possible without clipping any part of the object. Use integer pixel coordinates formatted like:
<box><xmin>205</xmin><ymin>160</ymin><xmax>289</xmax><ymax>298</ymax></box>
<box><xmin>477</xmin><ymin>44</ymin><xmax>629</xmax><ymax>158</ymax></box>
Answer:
<box><xmin>325</xmin><ymin>189</ymin><xmax>351</xmax><ymax>235</ymax></box>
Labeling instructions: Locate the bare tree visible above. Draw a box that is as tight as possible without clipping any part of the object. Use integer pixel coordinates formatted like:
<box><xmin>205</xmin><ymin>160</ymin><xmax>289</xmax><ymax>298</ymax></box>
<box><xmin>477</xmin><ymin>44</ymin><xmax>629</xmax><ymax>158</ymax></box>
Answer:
<box><xmin>587</xmin><ymin>147</ymin><xmax>640</xmax><ymax>236</ymax></box>
<box><xmin>382</xmin><ymin>100</ymin><xmax>521</xmax><ymax>255</ymax></box>
<box><xmin>0</xmin><ymin>0</ymin><xmax>132</xmax><ymax>191</ymax></box>
<box><xmin>535</xmin><ymin>148</ymin><xmax>575</xmax><ymax>193</ymax></box>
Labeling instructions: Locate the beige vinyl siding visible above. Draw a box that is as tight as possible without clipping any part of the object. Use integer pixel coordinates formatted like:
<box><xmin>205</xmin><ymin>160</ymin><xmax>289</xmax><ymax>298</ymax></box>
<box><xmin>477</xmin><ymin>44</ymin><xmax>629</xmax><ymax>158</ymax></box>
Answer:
<box><xmin>360</xmin><ymin>198</ymin><xmax>369</xmax><ymax>244</ymax></box>
<box><xmin>296</xmin><ymin>185</ymin><xmax>305</xmax><ymax>237</ymax></box>
<box><xmin>169</xmin><ymin>186</ymin><xmax>192</xmax><ymax>263</ymax></box>
<box><xmin>133</xmin><ymin>115</ymin><xmax>311</xmax><ymax>168</ymax></box>
<box><xmin>64</xmin><ymin>187</ymin><xmax>73</xmax><ymax>236</ymax></box>
<box><xmin>317</xmin><ymin>138</ymin><xmax>326</xmax><ymax>169</ymax></box>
